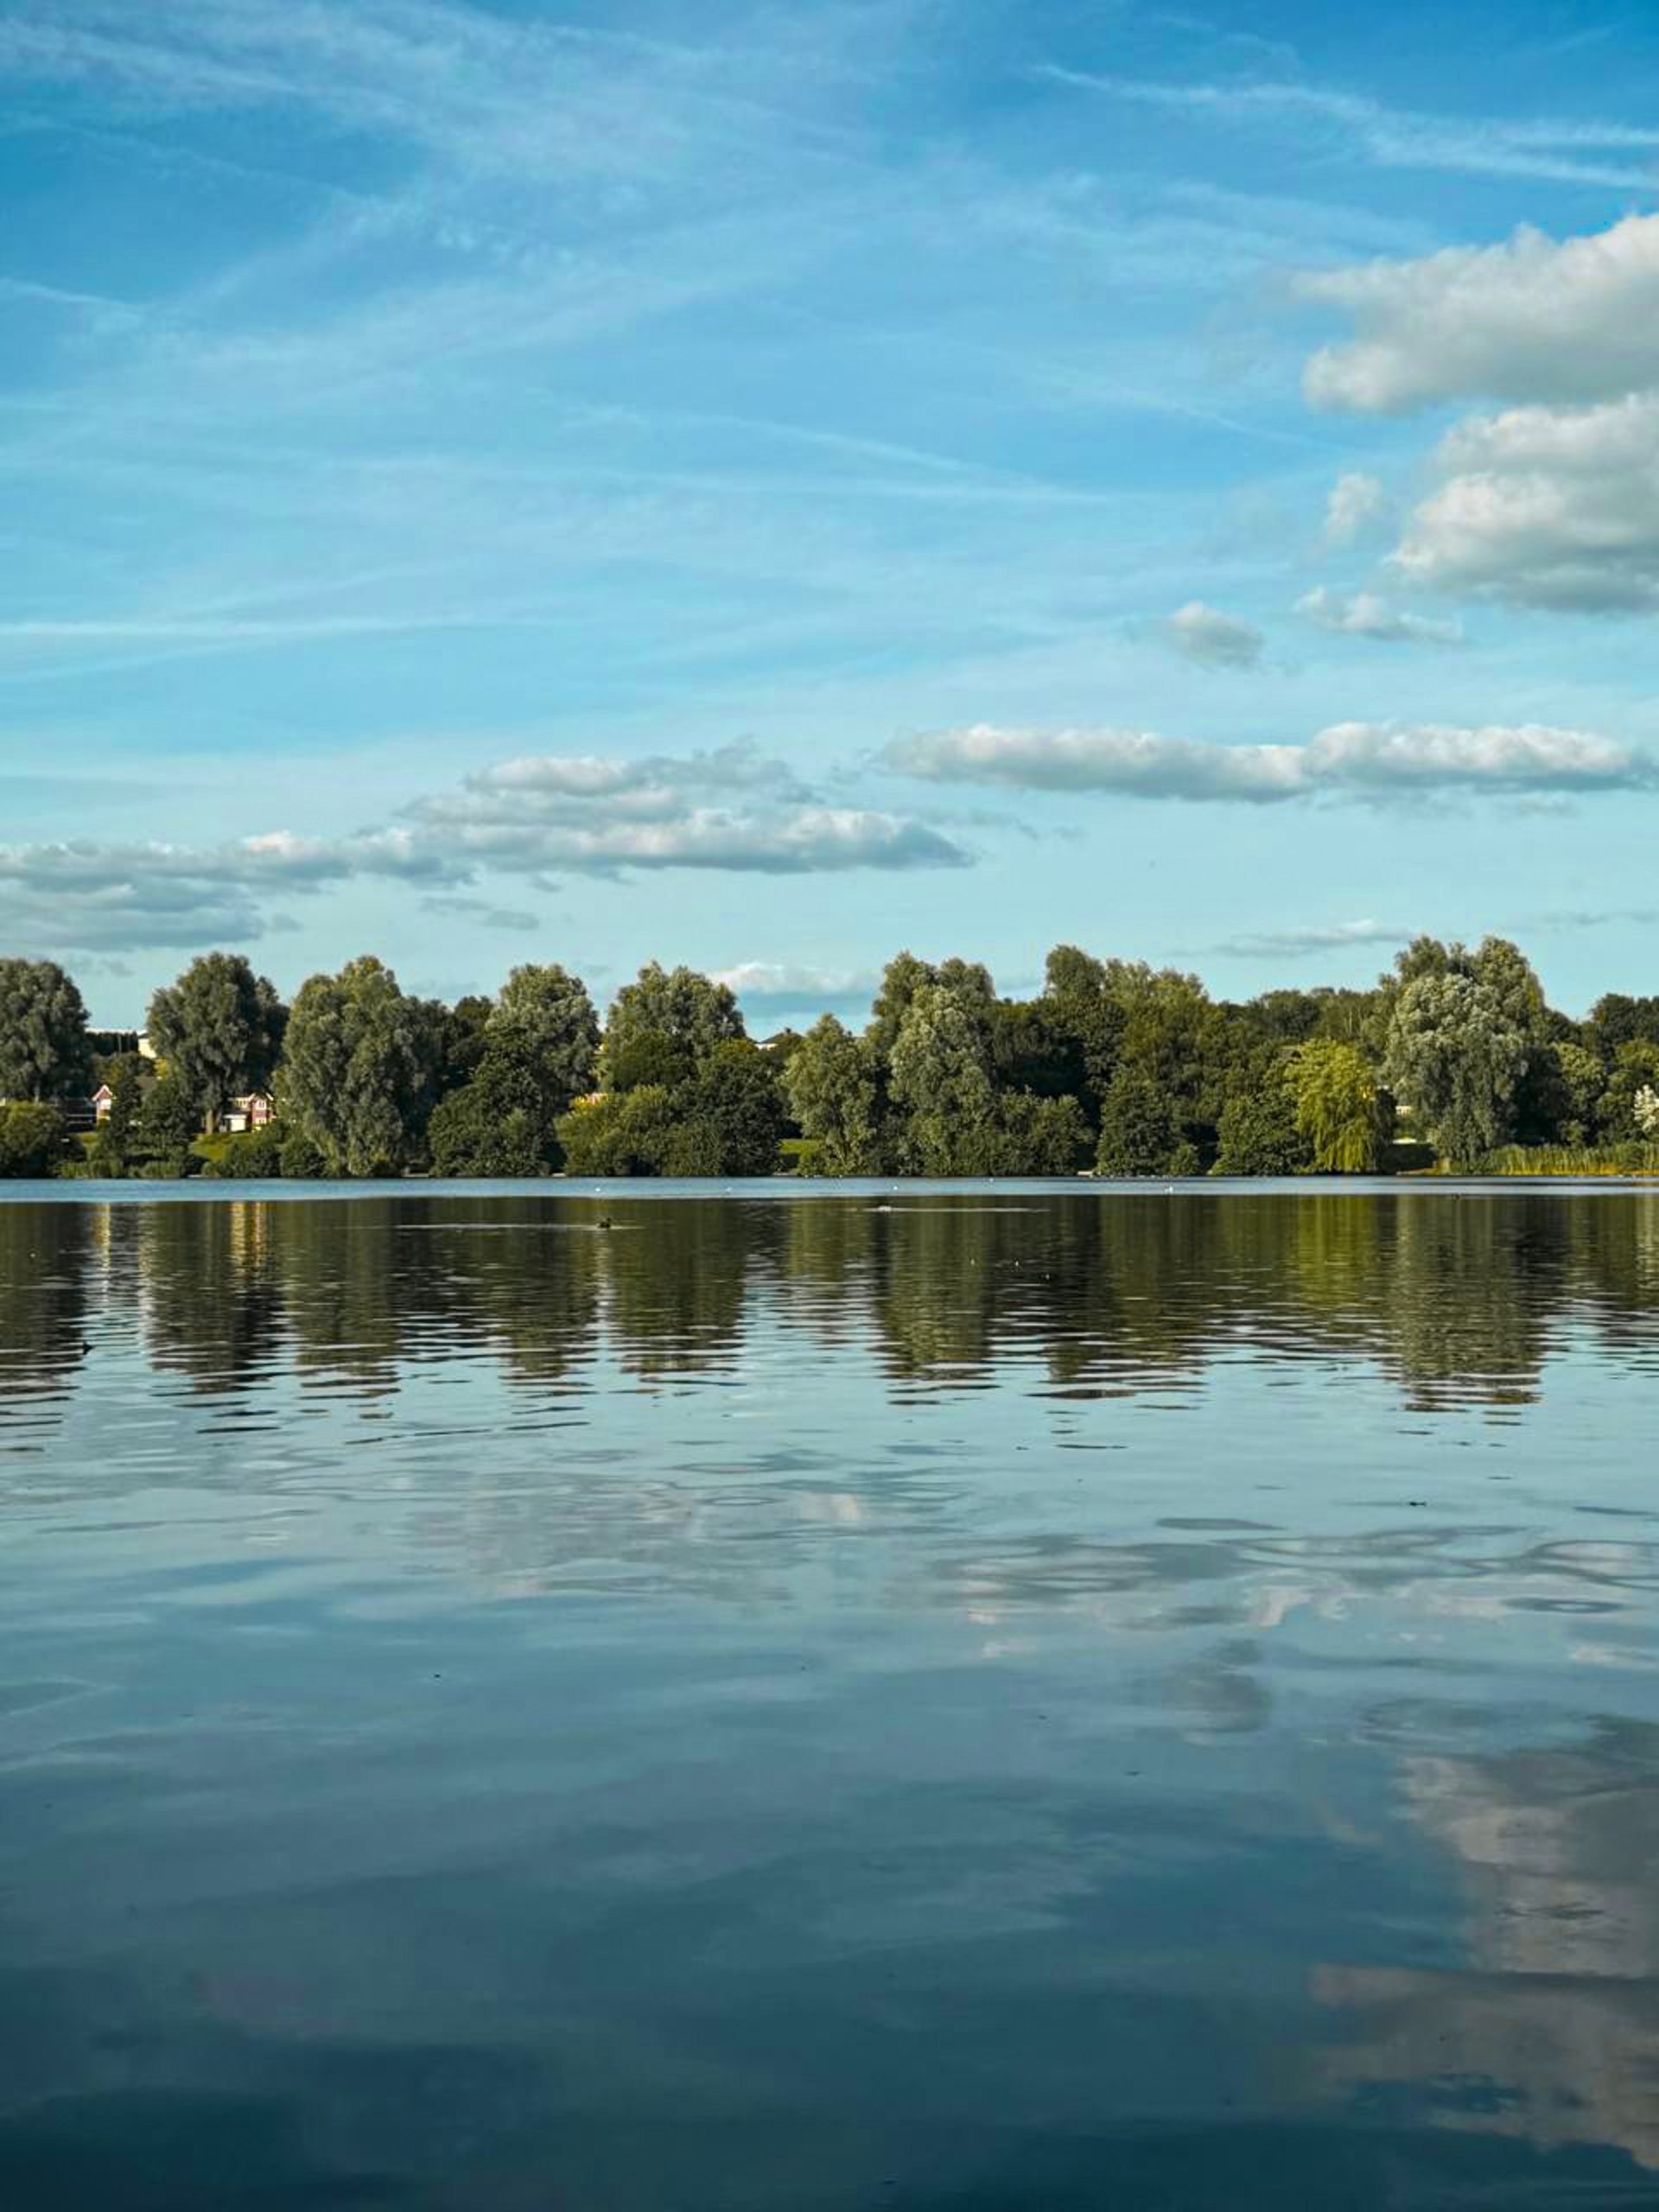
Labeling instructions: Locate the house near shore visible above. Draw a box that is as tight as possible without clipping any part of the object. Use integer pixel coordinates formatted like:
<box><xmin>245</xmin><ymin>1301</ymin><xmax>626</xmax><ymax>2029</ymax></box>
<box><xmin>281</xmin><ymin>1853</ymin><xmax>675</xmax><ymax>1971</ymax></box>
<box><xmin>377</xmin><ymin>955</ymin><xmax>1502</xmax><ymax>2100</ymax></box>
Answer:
<box><xmin>223</xmin><ymin>1093</ymin><xmax>275</xmax><ymax>1134</ymax></box>
<box><xmin>91</xmin><ymin>1084</ymin><xmax>271</xmax><ymax>1133</ymax></box>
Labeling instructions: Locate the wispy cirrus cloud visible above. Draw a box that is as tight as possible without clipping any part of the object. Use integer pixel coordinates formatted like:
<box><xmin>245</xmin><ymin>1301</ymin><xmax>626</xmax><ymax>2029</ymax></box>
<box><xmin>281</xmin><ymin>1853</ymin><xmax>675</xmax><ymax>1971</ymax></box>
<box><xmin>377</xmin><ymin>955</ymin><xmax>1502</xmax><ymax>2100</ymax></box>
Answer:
<box><xmin>889</xmin><ymin>721</ymin><xmax>1655</xmax><ymax>803</ymax></box>
<box><xmin>1213</xmin><ymin>918</ymin><xmax>1408</xmax><ymax>958</ymax></box>
<box><xmin>1041</xmin><ymin>68</ymin><xmax>1659</xmax><ymax>194</ymax></box>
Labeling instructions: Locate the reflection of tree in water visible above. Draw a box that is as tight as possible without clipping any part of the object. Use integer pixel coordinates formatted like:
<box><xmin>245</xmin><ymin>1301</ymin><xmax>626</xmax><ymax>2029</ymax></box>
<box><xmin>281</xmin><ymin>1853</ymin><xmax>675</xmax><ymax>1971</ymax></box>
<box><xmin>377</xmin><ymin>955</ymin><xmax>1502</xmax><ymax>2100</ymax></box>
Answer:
<box><xmin>775</xmin><ymin>1200</ymin><xmax>875</xmax><ymax>1350</ymax></box>
<box><xmin>873</xmin><ymin>1205</ymin><xmax>1033</xmax><ymax>1382</ymax></box>
<box><xmin>1374</xmin><ymin>1200</ymin><xmax>1560</xmax><ymax>1409</ymax></box>
<box><xmin>0</xmin><ymin>1204</ymin><xmax>92</xmax><ymax>1442</ymax></box>
<box><xmin>133</xmin><ymin>1203</ymin><xmax>285</xmax><ymax>1396</ymax></box>
<box><xmin>1317</xmin><ymin>1718</ymin><xmax>1659</xmax><ymax>2170</ymax></box>
<box><xmin>601</xmin><ymin>1198</ymin><xmax>767</xmax><ymax>1383</ymax></box>
<box><xmin>1</xmin><ymin>1190</ymin><xmax>1658</xmax><ymax>1425</ymax></box>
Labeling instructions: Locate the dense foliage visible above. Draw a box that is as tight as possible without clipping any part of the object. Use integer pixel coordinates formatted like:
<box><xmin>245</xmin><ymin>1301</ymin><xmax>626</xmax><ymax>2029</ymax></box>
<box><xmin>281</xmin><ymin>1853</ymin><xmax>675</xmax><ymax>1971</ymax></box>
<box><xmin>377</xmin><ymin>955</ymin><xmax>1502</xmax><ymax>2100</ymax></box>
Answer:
<box><xmin>3</xmin><ymin>933</ymin><xmax>1656</xmax><ymax>1178</ymax></box>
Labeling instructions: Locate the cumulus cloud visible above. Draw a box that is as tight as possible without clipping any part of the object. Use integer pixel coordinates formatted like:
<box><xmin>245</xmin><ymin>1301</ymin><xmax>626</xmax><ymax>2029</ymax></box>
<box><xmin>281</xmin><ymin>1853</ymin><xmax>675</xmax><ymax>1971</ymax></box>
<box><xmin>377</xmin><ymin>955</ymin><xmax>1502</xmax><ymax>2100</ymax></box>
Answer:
<box><xmin>1158</xmin><ymin>601</ymin><xmax>1265</xmax><ymax>669</ymax></box>
<box><xmin>1323</xmin><ymin>472</ymin><xmax>1391</xmax><ymax>544</ymax></box>
<box><xmin>0</xmin><ymin>744</ymin><xmax>970</xmax><ymax>953</ymax></box>
<box><xmin>1296</xmin><ymin>587</ymin><xmax>1462</xmax><ymax>645</ymax></box>
<box><xmin>1217</xmin><ymin>918</ymin><xmax>1408</xmax><ymax>957</ymax></box>
<box><xmin>1392</xmin><ymin>394</ymin><xmax>1659</xmax><ymax>611</ymax></box>
<box><xmin>0</xmin><ymin>829</ymin><xmax>458</xmax><ymax>952</ymax></box>
<box><xmin>411</xmin><ymin>742</ymin><xmax>969</xmax><ymax>876</ymax></box>
<box><xmin>1298</xmin><ymin>213</ymin><xmax>1659</xmax><ymax>415</ymax></box>
<box><xmin>889</xmin><ymin>720</ymin><xmax>1654</xmax><ymax>803</ymax></box>
<box><xmin>709</xmin><ymin>961</ymin><xmax>879</xmax><ymax>1014</ymax></box>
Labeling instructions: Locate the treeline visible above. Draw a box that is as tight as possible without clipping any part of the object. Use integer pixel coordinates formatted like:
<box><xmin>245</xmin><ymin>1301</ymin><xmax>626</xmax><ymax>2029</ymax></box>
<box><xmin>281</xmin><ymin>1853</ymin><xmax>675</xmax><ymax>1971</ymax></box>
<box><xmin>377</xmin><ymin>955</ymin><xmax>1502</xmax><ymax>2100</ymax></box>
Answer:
<box><xmin>1</xmin><ymin>938</ymin><xmax>1657</xmax><ymax>1181</ymax></box>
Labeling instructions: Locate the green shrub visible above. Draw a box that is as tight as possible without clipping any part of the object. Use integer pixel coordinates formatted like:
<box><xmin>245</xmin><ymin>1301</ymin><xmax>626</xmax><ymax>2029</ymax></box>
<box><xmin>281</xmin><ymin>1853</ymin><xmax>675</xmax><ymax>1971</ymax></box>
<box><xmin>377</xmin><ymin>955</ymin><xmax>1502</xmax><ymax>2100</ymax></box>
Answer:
<box><xmin>0</xmin><ymin>1101</ymin><xmax>73</xmax><ymax>1178</ymax></box>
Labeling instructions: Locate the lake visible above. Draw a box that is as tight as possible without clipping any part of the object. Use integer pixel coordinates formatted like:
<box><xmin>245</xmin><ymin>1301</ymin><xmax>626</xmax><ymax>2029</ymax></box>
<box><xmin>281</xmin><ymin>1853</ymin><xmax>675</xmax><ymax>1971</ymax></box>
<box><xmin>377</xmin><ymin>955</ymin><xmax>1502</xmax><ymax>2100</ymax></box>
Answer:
<box><xmin>3</xmin><ymin>1180</ymin><xmax>1658</xmax><ymax>2209</ymax></box>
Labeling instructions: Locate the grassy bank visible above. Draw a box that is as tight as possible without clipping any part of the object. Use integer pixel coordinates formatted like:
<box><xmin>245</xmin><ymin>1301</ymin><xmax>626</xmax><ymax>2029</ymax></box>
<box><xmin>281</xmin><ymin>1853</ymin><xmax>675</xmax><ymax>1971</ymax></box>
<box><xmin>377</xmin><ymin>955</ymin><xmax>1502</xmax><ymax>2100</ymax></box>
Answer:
<box><xmin>1474</xmin><ymin>1144</ymin><xmax>1659</xmax><ymax>1177</ymax></box>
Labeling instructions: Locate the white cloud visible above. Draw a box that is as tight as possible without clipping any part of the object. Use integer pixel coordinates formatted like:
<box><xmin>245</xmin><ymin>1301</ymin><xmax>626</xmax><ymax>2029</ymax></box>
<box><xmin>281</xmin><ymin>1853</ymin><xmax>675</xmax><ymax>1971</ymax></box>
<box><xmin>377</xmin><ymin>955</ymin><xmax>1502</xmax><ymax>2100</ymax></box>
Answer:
<box><xmin>0</xmin><ymin>743</ymin><xmax>971</xmax><ymax>953</ymax></box>
<box><xmin>1217</xmin><ymin>919</ymin><xmax>1408</xmax><ymax>957</ymax></box>
<box><xmin>411</xmin><ymin>743</ymin><xmax>971</xmax><ymax>876</ymax></box>
<box><xmin>890</xmin><ymin>720</ymin><xmax>1654</xmax><ymax>803</ymax></box>
<box><xmin>1041</xmin><ymin>71</ymin><xmax>1659</xmax><ymax>192</ymax></box>
<box><xmin>0</xmin><ymin>828</ymin><xmax>453</xmax><ymax>952</ymax></box>
<box><xmin>1298</xmin><ymin>213</ymin><xmax>1659</xmax><ymax>415</ymax></box>
<box><xmin>1324</xmin><ymin>472</ymin><xmax>1391</xmax><ymax>544</ymax></box>
<box><xmin>1159</xmin><ymin>601</ymin><xmax>1265</xmax><ymax>670</ymax></box>
<box><xmin>1393</xmin><ymin>394</ymin><xmax>1659</xmax><ymax>611</ymax></box>
<box><xmin>709</xmin><ymin>961</ymin><xmax>878</xmax><ymax>1013</ymax></box>
<box><xmin>1296</xmin><ymin>587</ymin><xmax>1462</xmax><ymax>645</ymax></box>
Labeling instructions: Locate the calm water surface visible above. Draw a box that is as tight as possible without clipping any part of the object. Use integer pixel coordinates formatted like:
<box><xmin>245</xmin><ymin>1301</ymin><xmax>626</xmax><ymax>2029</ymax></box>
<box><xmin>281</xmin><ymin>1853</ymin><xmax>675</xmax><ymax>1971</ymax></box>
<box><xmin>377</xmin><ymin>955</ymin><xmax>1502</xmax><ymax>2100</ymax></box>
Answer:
<box><xmin>3</xmin><ymin>1180</ymin><xmax>1658</xmax><ymax>2209</ymax></box>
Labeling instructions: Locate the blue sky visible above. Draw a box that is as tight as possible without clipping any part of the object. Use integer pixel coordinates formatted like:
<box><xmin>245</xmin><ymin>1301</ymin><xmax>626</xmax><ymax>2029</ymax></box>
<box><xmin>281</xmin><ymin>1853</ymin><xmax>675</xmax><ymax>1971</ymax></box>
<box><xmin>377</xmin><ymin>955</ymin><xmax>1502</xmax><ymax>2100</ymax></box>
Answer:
<box><xmin>5</xmin><ymin>0</ymin><xmax>1659</xmax><ymax>1026</ymax></box>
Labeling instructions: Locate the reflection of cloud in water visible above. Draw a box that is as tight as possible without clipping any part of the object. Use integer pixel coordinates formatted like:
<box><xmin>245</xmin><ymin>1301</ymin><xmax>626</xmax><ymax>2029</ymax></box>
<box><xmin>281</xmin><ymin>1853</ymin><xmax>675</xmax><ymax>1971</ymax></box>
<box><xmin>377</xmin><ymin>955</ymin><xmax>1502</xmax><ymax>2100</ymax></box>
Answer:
<box><xmin>1318</xmin><ymin>1722</ymin><xmax>1659</xmax><ymax>2168</ymax></box>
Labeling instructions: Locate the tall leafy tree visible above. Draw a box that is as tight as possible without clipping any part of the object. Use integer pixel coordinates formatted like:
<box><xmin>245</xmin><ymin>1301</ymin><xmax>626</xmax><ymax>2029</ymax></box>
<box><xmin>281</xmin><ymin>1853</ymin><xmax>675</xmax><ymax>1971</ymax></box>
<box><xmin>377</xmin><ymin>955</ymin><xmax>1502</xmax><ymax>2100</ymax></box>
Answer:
<box><xmin>0</xmin><ymin>958</ymin><xmax>90</xmax><ymax>1102</ymax></box>
<box><xmin>1094</xmin><ymin>1068</ymin><xmax>1193</xmax><ymax>1177</ymax></box>
<box><xmin>146</xmin><ymin>952</ymin><xmax>284</xmax><ymax>1133</ymax></box>
<box><xmin>132</xmin><ymin>1070</ymin><xmax>201</xmax><ymax>1177</ymax></box>
<box><xmin>785</xmin><ymin>1014</ymin><xmax>884</xmax><ymax>1175</ymax></box>
<box><xmin>281</xmin><ymin>957</ymin><xmax>445</xmax><ymax>1177</ymax></box>
<box><xmin>673</xmin><ymin>1039</ymin><xmax>786</xmax><ymax>1175</ymax></box>
<box><xmin>1384</xmin><ymin>972</ymin><xmax>1529</xmax><ymax>1170</ymax></box>
<box><xmin>888</xmin><ymin>982</ymin><xmax>998</xmax><ymax>1173</ymax></box>
<box><xmin>599</xmin><ymin>963</ymin><xmax>744</xmax><ymax>1090</ymax></box>
<box><xmin>491</xmin><ymin>963</ymin><xmax>601</xmax><ymax>1116</ymax></box>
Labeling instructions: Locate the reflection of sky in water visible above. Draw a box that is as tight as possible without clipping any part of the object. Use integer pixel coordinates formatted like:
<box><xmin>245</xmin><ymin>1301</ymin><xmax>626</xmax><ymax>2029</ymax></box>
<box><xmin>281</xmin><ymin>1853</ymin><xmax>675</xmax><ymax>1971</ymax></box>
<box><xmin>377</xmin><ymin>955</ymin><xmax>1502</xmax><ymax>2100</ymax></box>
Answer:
<box><xmin>1</xmin><ymin>1186</ymin><xmax>1658</xmax><ymax>2209</ymax></box>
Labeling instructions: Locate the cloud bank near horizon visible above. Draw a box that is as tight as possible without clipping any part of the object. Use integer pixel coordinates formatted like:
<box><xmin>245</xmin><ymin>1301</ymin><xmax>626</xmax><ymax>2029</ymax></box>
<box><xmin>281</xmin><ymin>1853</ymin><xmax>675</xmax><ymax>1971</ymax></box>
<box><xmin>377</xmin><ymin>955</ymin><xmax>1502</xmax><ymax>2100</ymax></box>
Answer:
<box><xmin>889</xmin><ymin>721</ymin><xmax>1654</xmax><ymax>803</ymax></box>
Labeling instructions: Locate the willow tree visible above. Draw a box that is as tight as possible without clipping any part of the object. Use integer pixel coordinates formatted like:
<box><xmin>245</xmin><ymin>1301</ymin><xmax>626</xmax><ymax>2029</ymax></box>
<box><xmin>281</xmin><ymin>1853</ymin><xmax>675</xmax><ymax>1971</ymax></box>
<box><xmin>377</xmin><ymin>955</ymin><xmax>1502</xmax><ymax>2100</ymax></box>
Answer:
<box><xmin>1286</xmin><ymin>1039</ymin><xmax>1389</xmax><ymax>1173</ymax></box>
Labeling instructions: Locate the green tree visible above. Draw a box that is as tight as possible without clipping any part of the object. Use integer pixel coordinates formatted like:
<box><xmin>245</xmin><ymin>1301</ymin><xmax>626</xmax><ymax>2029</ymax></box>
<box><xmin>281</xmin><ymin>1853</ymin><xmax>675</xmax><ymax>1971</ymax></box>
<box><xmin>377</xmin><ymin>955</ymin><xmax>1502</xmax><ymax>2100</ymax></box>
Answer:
<box><xmin>86</xmin><ymin>1053</ymin><xmax>146</xmax><ymax>1177</ymax></box>
<box><xmin>280</xmin><ymin>957</ymin><xmax>445</xmax><ymax>1177</ymax></box>
<box><xmin>888</xmin><ymin>982</ymin><xmax>998</xmax><ymax>1173</ymax></box>
<box><xmin>0</xmin><ymin>958</ymin><xmax>90</xmax><ymax>1102</ymax></box>
<box><xmin>1554</xmin><ymin>1040</ymin><xmax>1608</xmax><ymax>1145</ymax></box>
<box><xmin>0</xmin><ymin>1101</ymin><xmax>72</xmax><ymax>1178</ymax></box>
<box><xmin>1213</xmin><ymin>1068</ymin><xmax>1312</xmax><ymax>1175</ymax></box>
<box><xmin>599</xmin><ymin>964</ymin><xmax>743</xmax><ymax>1090</ymax></box>
<box><xmin>132</xmin><ymin>1070</ymin><xmax>201</xmax><ymax>1178</ymax></box>
<box><xmin>784</xmin><ymin>1015</ymin><xmax>884</xmax><ymax>1175</ymax></box>
<box><xmin>1587</xmin><ymin>994</ymin><xmax>1659</xmax><ymax>1059</ymax></box>
<box><xmin>427</xmin><ymin>1067</ymin><xmax>548</xmax><ymax>1178</ymax></box>
<box><xmin>866</xmin><ymin>950</ymin><xmax>945</xmax><ymax>1063</ymax></box>
<box><xmin>1384</xmin><ymin>972</ymin><xmax>1528</xmax><ymax>1170</ymax></box>
<box><xmin>491</xmin><ymin>963</ymin><xmax>600</xmax><ymax>1110</ymax></box>
<box><xmin>1286</xmin><ymin>1039</ymin><xmax>1390</xmax><ymax>1173</ymax></box>
<box><xmin>995</xmin><ymin>1090</ymin><xmax>1089</xmax><ymax>1173</ymax></box>
<box><xmin>1094</xmin><ymin>1068</ymin><xmax>1195</xmax><ymax>1177</ymax></box>
<box><xmin>556</xmin><ymin>1086</ymin><xmax>677</xmax><ymax>1175</ymax></box>
<box><xmin>1599</xmin><ymin>1041</ymin><xmax>1659</xmax><ymax>1140</ymax></box>
<box><xmin>146</xmin><ymin>951</ymin><xmax>284</xmax><ymax>1132</ymax></box>
<box><xmin>1042</xmin><ymin>944</ymin><xmax>1126</xmax><ymax>1104</ymax></box>
<box><xmin>677</xmin><ymin>1039</ymin><xmax>785</xmax><ymax>1174</ymax></box>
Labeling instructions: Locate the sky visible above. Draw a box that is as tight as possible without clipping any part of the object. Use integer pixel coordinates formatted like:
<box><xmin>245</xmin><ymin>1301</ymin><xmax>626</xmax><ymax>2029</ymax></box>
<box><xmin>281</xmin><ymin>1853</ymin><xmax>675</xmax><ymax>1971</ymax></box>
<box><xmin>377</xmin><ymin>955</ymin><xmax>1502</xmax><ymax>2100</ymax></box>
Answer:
<box><xmin>5</xmin><ymin>0</ymin><xmax>1659</xmax><ymax>1027</ymax></box>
